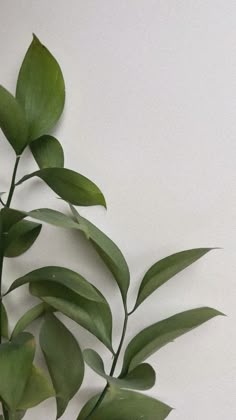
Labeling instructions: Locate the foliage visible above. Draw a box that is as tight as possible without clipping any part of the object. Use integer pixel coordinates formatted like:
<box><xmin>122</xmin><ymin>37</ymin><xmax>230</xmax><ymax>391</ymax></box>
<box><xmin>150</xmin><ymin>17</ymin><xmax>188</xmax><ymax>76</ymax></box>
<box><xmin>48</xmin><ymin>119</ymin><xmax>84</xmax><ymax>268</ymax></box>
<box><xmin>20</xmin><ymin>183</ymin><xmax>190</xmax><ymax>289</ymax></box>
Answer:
<box><xmin>0</xmin><ymin>35</ymin><xmax>223</xmax><ymax>420</ymax></box>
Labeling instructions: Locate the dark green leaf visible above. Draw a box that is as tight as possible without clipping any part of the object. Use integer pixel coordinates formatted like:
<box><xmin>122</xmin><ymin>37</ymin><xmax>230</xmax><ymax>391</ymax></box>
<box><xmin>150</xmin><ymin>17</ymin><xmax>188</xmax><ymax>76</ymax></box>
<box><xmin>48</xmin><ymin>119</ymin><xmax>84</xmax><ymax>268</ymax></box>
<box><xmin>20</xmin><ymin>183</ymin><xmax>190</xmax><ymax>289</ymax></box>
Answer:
<box><xmin>1</xmin><ymin>303</ymin><xmax>9</xmax><ymax>339</ymax></box>
<box><xmin>121</xmin><ymin>307</ymin><xmax>223</xmax><ymax>375</ymax></box>
<box><xmin>17</xmin><ymin>168</ymin><xmax>106</xmax><ymax>207</ymax></box>
<box><xmin>8</xmin><ymin>412</ymin><xmax>25</xmax><ymax>420</ymax></box>
<box><xmin>134</xmin><ymin>248</ymin><xmax>213</xmax><ymax>310</ymax></box>
<box><xmin>70</xmin><ymin>206</ymin><xmax>130</xmax><ymax>303</ymax></box>
<box><xmin>77</xmin><ymin>387</ymin><xmax>172</xmax><ymax>420</ymax></box>
<box><xmin>7</xmin><ymin>266</ymin><xmax>103</xmax><ymax>303</ymax></box>
<box><xmin>4</xmin><ymin>220</ymin><xmax>42</xmax><ymax>257</ymax></box>
<box><xmin>31</xmin><ymin>135</ymin><xmax>64</xmax><ymax>169</ymax></box>
<box><xmin>16</xmin><ymin>35</ymin><xmax>65</xmax><ymax>141</ymax></box>
<box><xmin>40</xmin><ymin>314</ymin><xmax>84</xmax><ymax>418</ymax></box>
<box><xmin>0</xmin><ymin>85</ymin><xmax>28</xmax><ymax>154</ymax></box>
<box><xmin>11</xmin><ymin>303</ymin><xmax>53</xmax><ymax>339</ymax></box>
<box><xmin>84</xmin><ymin>349</ymin><xmax>155</xmax><ymax>391</ymax></box>
<box><xmin>30</xmin><ymin>281</ymin><xmax>113</xmax><ymax>352</ymax></box>
<box><xmin>0</xmin><ymin>208</ymin><xmax>25</xmax><ymax>232</ymax></box>
<box><xmin>0</xmin><ymin>333</ymin><xmax>35</xmax><ymax>409</ymax></box>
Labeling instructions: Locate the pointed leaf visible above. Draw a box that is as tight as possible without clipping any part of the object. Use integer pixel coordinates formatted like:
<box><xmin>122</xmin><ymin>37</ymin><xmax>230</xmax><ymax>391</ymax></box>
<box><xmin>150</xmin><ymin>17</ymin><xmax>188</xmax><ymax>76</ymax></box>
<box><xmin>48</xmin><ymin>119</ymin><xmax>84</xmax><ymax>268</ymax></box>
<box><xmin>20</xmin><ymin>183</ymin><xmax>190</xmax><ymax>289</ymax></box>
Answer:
<box><xmin>0</xmin><ymin>333</ymin><xmax>35</xmax><ymax>409</ymax></box>
<box><xmin>1</xmin><ymin>303</ymin><xmax>9</xmax><ymax>339</ymax></box>
<box><xmin>11</xmin><ymin>303</ymin><xmax>53</xmax><ymax>339</ymax></box>
<box><xmin>40</xmin><ymin>314</ymin><xmax>84</xmax><ymax>418</ymax></box>
<box><xmin>134</xmin><ymin>248</ymin><xmax>213</xmax><ymax>310</ymax></box>
<box><xmin>31</xmin><ymin>135</ymin><xmax>64</xmax><ymax>169</ymax></box>
<box><xmin>4</xmin><ymin>220</ymin><xmax>42</xmax><ymax>257</ymax></box>
<box><xmin>7</xmin><ymin>266</ymin><xmax>103</xmax><ymax>303</ymax></box>
<box><xmin>17</xmin><ymin>168</ymin><xmax>106</xmax><ymax>207</ymax></box>
<box><xmin>77</xmin><ymin>387</ymin><xmax>172</xmax><ymax>420</ymax></box>
<box><xmin>70</xmin><ymin>206</ymin><xmax>130</xmax><ymax>303</ymax></box>
<box><xmin>121</xmin><ymin>307</ymin><xmax>223</xmax><ymax>375</ymax></box>
<box><xmin>84</xmin><ymin>349</ymin><xmax>155</xmax><ymax>391</ymax></box>
<box><xmin>30</xmin><ymin>281</ymin><xmax>113</xmax><ymax>352</ymax></box>
<box><xmin>16</xmin><ymin>35</ymin><xmax>65</xmax><ymax>141</ymax></box>
<box><xmin>0</xmin><ymin>85</ymin><xmax>28</xmax><ymax>154</ymax></box>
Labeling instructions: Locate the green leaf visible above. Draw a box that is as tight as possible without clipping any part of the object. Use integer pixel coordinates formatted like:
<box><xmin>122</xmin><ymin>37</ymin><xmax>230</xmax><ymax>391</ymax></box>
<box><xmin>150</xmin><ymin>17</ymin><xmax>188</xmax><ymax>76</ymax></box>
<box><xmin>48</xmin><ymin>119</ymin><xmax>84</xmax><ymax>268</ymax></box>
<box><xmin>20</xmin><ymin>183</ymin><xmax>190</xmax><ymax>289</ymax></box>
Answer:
<box><xmin>121</xmin><ymin>307</ymin><xmax>223</xmax><ymax>375</ymax></box>
<box><xmin>18</xmin><ymin>365</ymin><xmax>55</xmax><ymax>410</ymax></box>
<box><xmin>0</xmin><ymin>333</ymin><xmax>35</xmax><ymax>409</ymax></box>
<box><xmin>16</xmin><ymin>34</ymin><xmax>65</xmax><ymax>141</ymax></box>
<box><xmin>8</xmin><ymin>412</ymin><xmax>25</xmax><ymax>420</ymax></box>
<box><xmin>4</xmin><ymin>220</ymin><xmax>42</xmax><ymax>257</ymax></box>
<box><xmin>84</xmin><ymin>349</ymin><xmax>155</xmax><ymax>391</ymax></box>
<box><xmin>27</xmin><ymin>208</ymin><xmax>88</xmax><ymax>233</ymax></box>
<box><xmin>31</xmin><ymin>135</ymin><xmax>64</xmax><ymax>169</ymax></box>
<box><xmin>0</xmin><ymin>85</ymin><xmax>28</xmax><ymax>154</ymax></box>
<box><xmin>40</xmin><ymin>314</ymin><xmax>84</xmax><ymax>418</ymax></box>
<box><xmin>0</xmin><ymin>208</ymin><xmax>25</xmax><ymax>232</ymax></box>
<box><xmin>77</xmin><ymin>387</ymin><xmax>172</xmax><ymax>420</ymax></box>
<box><xmin>30</xmin><ymin>281</ymin><xmax>113</xmax><ymax>352</ymax></box>
<box><xmin>7</xmin><ymin>266</ymin><xmax>104</xmax><ymax>303</ymax></box>
<box><xmin>70</xmin><ymin>206</ymin><xmax>130</xmax><ymax>303</ymax></box>
<box><xmin>17</xmin><ymin>168</ymin><xmax>106</xmax><ymax>207</ymax></box>
<box><xmin>11</xmin><ymin>303</ymin><xmax>53</xmax><ymax>339</ymax></box>
<box><xmin>134</xmin><ymin>248</ymin><xmax>213</xmax><ymax>310</ymax></box>
<box><xmin>1</xmin><ymin>303</ymin><xmax>9</xmax><ymax>339</ymax></box>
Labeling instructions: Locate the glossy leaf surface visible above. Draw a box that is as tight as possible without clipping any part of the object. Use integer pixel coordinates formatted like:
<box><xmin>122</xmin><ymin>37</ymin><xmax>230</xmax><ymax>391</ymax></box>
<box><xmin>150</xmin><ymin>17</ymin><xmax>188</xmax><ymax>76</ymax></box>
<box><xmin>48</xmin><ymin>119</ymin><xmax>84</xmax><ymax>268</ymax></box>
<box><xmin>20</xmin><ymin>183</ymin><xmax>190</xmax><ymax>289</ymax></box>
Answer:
<box><xmin>17</xmin><ymin>168</ymin><xmax>106</xmax><ymax>207</ymax></box>
<box><xmin>84</xmin><ymin>349</ymin><xmax>155</xmax><ymax>390</ymax></box>
<box><xmin>16</xmin><ymin>35</ymin><xmax>65</xmax><ymax>141</ymax></box>
<box><xmin>134</xmin><ymin>248</ymin><xmax>212</xmax><ymax>310</ymax></box>
<box><xmin>77</xmin><ymin>387</ymin><xmax>172</xmax><ymax>420</ymax></box>
<box><xmin>121</xmin><ymin>307</ymin><xmax>223</xmax><ymax>375</ymax></box>
<box><xmin>40</xmin><ymin>315</ymin><xmax>84</xmax><ymax>418</ymax></box>
<box><xmin>4</xmin><ymin>220</ymin><xmax>42</xmax><ymax>257</ymax></box>
<box><xmin>0</xmin><ymin>85</ymin><xmax>28</xmax><ymax>154</ymax></box>
<box><xmin>31</xmin><ymin>135</ymin><xmax>64</xmax><ymax>168</ymax></box>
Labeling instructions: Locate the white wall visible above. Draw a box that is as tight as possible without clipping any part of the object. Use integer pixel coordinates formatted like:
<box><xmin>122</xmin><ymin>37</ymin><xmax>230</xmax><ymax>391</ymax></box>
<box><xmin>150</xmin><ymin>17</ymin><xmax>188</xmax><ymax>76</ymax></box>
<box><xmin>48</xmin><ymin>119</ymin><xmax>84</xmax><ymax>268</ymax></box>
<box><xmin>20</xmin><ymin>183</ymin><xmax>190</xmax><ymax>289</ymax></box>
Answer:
<box><xmin>0</xmin><ymin>1</ymin><xmax>235</xmax><ymax>419</ymax></box>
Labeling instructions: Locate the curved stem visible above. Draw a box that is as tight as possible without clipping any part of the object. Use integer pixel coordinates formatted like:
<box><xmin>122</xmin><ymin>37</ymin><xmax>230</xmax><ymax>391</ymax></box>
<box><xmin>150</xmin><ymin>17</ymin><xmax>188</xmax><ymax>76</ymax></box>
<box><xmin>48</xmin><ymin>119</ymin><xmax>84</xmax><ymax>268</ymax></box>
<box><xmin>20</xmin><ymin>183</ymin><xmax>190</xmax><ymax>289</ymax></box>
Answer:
<box><xmin>6</xmin><ymin>155</ymin><xmax>20</xmax><ymax>208</ymax></box>
<box><xmin>85</xmin><ymin>306</ymin><xmax>129</xmax><ymax>419</ymax></box>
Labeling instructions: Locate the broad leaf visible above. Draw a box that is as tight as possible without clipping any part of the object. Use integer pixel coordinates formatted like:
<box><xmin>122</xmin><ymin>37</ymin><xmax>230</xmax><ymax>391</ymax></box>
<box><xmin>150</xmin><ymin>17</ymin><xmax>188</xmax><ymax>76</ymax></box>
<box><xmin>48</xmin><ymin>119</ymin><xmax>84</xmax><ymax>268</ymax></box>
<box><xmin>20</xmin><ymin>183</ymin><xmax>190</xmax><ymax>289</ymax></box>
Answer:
<box><xmin>77</xmin><ymin>387</ymin><xmax>172</xmax><ymax>420</ymax></box>
<box><xmin>134</xmin><ymin>248</ymin><xmax>213</xmax><ymax>310</ymax></box>
<box><xmin>121</xmin><ymin>307</ymin><xmax>223</xmax><ymax>375</ymax></box>
<box><xmin>11</xmin><ymin>303</ymin><xmax>53</xmax><ymax>339</ymax></box>
<box><xmin>31</xmin><ymin>135</ymin><xmax>64</xmax><ymax>169</ymax></box>
<box><xmin>30</xmin><ymin>281</ymin><xmax>113</xmax><ymax>352</ymax></box>
<box><xmin>16</xmin><ymin>35</ymin><xmax>65</xmax><ymax>141</ymax></box>
<box><xmin>40</xmin><ymin>314</ymin><xmax>84</xmax><ymax>418</ymax></box>
<box><xmin>17</xmin><ymin>168</ymin><xmax>106</xmax><ymax>207</ymax></box>
<box><xmin>0</xmin><ymin>332</ymin><xmax>35</xmax><ymax>409</ymax></box>
<box><xmin>84</xmin><ymin>349</ymin><xmax>155</xmax><ymax>391</ymax></box>
<box><xmin>70</xmin><ymin>206</ymin><xmax>130</xmax><ymax>303</ymax></box>
<box><xmin>1</xmin><ymin>303</ymin><xmax>9</xmax><ymax>338</ymax></box>
<box><xmin>4</xmin><ymin>220</ymin><xmax>42</xmax><ymax>257</ymax></box>
<box><xmin>17</xmin><ymin>365</ymin><xmax>55</xmax><ymax>410</ymax></box>
<box><xmin>0</xmin><ymin>85</ymin><xmax>28</xmax><ymax>154</ymax></box>
<box><xmin>7</xmin><ymin>266</ymin><xmax>103</xmax><ymax>303</ymax></box>
<box><xmin>0</xmin><ymin>208</ymin><xmax>25</xmax><ymax>232</ymax></box>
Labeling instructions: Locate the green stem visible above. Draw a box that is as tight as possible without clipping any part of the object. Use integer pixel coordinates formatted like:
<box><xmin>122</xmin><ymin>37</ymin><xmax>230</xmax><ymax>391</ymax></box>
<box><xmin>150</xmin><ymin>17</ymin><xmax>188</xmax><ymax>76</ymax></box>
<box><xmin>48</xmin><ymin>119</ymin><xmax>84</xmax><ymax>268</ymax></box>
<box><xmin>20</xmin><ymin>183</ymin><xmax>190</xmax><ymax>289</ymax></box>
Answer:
<box><xmin>6</xmin><ymin>156</ymin><xmax>20</xmax><ymax>208</ymax></box>
<box><xmin>85</xmin><ymin>306</ymin><xmax>129</xmax><ymax>419</ymax></box>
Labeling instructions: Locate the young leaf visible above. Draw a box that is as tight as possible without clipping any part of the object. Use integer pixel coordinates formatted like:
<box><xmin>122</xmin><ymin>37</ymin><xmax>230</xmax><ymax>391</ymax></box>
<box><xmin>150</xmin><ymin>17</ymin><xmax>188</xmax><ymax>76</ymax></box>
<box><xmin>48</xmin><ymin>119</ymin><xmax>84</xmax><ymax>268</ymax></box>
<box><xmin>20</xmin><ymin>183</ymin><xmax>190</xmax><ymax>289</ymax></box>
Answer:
<box><xmin>0</xmin><ymin>332</ymin><xmax>35</xmax><ymax>409</ymax></box>
<box><xmin>121</xmin><ymin>307</ymin><xmax>223</xmax><ymax>375</ymax></box>
<box><xmin>17</xmin><ymin>365</ymin><xmax>55</xmax><ymax>410</ymax></box>
<box><xmin>30</xmin><ymin>281</ymin><xmax>113</xmax><ymax>352</ymax></box>
<box><xmin>0</xmin><ymin>85</ymin><xmax>28</xmax><ymax>154</ymax></box>
<box><xmin>134</xmin><ymin>248</ymin><xmax>213</xmax><ymax>310</ymax></box>
<box><xmin>11</xmin><ymin>303</ymin><xmax>53</xmax><ymax>339</ymax></box>
<box><xmin>83</xmin><ymin>349</ymin><xmax>155</xmax><ymax>391</ymax></box>
<box><xmin>70</xmin><ymin>206</ymin><xmax>130</xmax><ymax>303</ymax></box>
<box><xmin>1</xmin><ymin>303</ymin><xmax>9</xmax><ymax>338</ymax></box>
<box><xmin>40</xmin><ymin>314</ymin><xmax>84</xmax><ymax>418</ymax></box>
<box><xmin>77</xmin><ymin>387</ymin><xmax>172</xmax><ymax>420</ymax></box>
<box><xmin>17</xmin><ymin>168</ymin><xmax>106</xmax><ymax>207</ymax></box>
<box><xmin>4</xmin><ymin>220</ymin><xmax>42</xmax><ymax>258</ymax></box>
<box><xmin>31</xmin><ymin>135</ymin><xmax>64</xmax><ymax>169</ymax></box>
<box><xmin>16</xmin><ymin>35</ymin><xmax>65</xmax><ymax>141</ymax></box>
<box><xmin>7</xmin><ymin>266</ymin><xmax>103</xmax><ymax>303</ymax></box>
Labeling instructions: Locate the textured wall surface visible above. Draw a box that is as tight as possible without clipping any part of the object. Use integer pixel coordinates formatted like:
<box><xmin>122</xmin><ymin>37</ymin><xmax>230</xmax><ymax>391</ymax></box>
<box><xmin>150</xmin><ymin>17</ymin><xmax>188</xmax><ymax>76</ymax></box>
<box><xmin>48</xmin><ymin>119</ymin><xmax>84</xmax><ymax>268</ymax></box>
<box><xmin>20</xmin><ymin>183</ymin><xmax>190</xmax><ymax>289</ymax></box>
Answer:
<box><xmin>0</xmin><ymin>1</ymin><xmax>235</xmax><ymax>419</ymax></box>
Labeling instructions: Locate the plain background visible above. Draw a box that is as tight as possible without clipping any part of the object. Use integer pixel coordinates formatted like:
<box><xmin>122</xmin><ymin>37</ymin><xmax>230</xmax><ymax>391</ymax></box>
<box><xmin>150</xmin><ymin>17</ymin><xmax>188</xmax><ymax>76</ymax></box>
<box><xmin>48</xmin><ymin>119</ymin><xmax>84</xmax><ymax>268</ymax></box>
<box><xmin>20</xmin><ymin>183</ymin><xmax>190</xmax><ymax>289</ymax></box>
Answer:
<box><xmin>0</xmin><ymin>1</ymin><xmax>235</xmax><ymax>419</ymax></box>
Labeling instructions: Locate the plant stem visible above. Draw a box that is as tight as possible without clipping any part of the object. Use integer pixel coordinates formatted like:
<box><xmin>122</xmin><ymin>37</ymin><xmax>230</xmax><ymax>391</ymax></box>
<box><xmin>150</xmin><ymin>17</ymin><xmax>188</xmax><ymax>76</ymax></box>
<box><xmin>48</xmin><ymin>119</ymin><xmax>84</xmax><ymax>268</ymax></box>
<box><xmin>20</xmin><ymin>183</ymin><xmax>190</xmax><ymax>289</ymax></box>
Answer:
<box><xmin>85</xmin><ymin>306</ymin><xmax>129</xmax><ymax>419</ymax></box>
<box><xmin>6</xmin><ymin>155</ymin><xmax>20</xmax><ymax>208</ymax></box>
